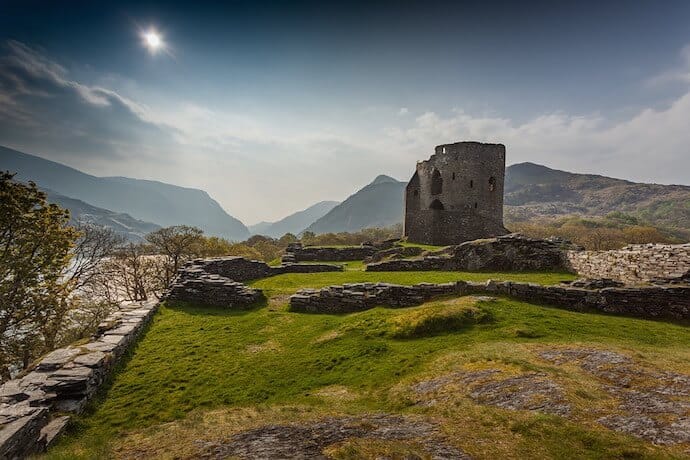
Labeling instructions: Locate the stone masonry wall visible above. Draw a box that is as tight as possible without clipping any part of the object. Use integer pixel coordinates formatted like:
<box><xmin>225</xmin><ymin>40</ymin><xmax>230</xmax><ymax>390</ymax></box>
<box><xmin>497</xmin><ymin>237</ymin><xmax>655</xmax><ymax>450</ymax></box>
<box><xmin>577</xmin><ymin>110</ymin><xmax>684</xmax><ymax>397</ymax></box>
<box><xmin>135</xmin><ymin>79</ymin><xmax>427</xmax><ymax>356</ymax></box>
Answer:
<box><xmin>289</xmin><ymin>280</ymin><xmax>690</xmax><ymax>320</ymax></box>
<box><xmin>181</xmin><ymin>256</ymin><xmax>343</xmax><ymax>283</ymax></box>
<box><xmin>0</xmin><ymin>300</ymin><xmax>158</xmax><ymax>458</ymax></box>
<box><xmin>282</xmin><ymin>242</ymin><xmax>378</xmax><ymax>263</ymax></box>
<box><xmin>566</xmin><ymin>244</ymin><xmax>690</xmax><ymax>284</ymax></box>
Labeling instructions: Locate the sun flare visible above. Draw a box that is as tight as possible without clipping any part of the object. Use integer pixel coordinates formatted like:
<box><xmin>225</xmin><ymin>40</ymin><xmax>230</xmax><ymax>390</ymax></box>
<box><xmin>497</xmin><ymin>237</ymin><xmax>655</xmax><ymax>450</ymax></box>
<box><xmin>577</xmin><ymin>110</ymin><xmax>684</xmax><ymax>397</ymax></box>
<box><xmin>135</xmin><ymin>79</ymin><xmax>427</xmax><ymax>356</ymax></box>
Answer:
<box><xmin>142</xmin><ymin>29</ymin><xmax>163</xmax><ymax>53</ymax></box>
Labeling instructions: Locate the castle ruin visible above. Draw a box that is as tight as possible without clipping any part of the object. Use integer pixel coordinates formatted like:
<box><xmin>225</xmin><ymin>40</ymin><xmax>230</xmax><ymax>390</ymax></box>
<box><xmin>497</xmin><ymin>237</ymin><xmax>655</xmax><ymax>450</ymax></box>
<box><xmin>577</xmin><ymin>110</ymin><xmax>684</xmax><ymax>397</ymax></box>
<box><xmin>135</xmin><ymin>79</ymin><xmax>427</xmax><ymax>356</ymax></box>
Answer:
<box><xmin>404</xmin><ymin>141</ymin><xmax>508</xmax><ymax>245</ymax></box>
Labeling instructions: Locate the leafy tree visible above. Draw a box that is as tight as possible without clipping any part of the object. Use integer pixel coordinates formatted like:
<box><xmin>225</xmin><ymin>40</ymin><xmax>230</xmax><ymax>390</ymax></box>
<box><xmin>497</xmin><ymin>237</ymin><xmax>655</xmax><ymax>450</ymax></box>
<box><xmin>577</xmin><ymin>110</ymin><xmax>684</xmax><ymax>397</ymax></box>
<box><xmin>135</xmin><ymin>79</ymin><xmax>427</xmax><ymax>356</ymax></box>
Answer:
<box><xmin>0</xmin><ymin>172</ymin><xmax>78</xmax><ymax>378</ymax></box>
<box><xmin>146</xmin><ymin>225</ymin><xmax>203</xmax><ymax>285</ymax></box>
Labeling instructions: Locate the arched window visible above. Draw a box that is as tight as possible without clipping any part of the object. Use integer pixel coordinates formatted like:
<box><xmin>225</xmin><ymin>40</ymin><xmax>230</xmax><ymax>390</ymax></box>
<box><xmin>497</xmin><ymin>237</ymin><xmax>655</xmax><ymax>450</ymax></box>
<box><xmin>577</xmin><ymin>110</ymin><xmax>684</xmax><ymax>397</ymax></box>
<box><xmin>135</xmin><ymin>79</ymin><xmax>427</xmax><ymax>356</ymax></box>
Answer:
<box><xmin>474</xmin><ymin>202</ymin><xmax>478</xmax><ymax>209</ymax></box>
<box><xmin>488</xmin><ymin>176</ymin><xmax>496</xmax><ymax>192</ymax></box>
<box><xmin>429</xmin><ymin>199</ymin><xmax>444</xmax><ymax>210</ymax></box>
<box><xmin>430</xmin><ymin>169</ymin><xmax>443</xmax><ymax>195</ymax></box>
<box><xmin>452</xmin><ymin>172</ymin><xmax>456</xmax><ymax>180</ymax></box>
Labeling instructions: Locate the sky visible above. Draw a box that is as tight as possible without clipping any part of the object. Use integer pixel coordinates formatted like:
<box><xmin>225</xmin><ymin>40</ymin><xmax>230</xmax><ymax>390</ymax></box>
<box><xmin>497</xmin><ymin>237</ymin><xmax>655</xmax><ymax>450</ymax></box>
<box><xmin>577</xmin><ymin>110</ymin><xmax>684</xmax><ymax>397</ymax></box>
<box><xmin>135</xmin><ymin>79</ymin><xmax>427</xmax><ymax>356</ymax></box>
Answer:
<box><xmin>1</xmin><ymin>0</ymin><xmax>689</xmax><ymax>224</ymax></box>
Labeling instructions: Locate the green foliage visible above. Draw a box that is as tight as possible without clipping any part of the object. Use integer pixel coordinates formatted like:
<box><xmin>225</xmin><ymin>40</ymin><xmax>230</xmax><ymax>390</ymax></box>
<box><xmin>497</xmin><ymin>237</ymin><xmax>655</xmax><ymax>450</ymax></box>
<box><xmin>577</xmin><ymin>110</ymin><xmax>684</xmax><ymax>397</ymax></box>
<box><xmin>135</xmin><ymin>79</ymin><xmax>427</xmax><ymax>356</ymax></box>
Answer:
<box><xmin>301</xmin><ymin>224</ymin><xmax>402</xmax><ymax>247</ymax></box>
<box><xmin>0</xmin><ymin>172</ymin><xmax>79</xmax><ymax>379</ymax></box>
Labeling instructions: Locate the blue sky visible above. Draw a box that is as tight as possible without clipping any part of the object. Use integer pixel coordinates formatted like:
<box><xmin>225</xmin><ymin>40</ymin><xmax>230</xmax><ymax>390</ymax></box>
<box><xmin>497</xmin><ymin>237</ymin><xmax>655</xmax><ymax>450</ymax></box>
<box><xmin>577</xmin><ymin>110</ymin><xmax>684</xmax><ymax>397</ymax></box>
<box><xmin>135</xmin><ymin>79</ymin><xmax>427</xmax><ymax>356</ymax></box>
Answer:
<box><xmin>1</xmin><ymin>0</ymin><xmax>689</xmax><ymax>223</ymax></box>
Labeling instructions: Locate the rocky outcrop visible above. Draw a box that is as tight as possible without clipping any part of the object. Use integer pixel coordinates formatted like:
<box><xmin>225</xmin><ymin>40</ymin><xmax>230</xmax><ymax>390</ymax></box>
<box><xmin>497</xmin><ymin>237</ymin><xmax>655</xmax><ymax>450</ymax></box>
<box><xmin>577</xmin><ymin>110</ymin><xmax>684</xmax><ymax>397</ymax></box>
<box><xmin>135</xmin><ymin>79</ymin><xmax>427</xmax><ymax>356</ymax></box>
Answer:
<box><xmin>0</xmin><ymin>300</ymin><xmax>158</xmax><ymax>458</ymax></box>
<box><xmin>565</xmin><ymin>244</ymin><xmax>690</xmax><ymax>284</ymax></box>
<box><xmin>289</xmin><ymin>280</ymin><xmax>690</xmax><ymax>320</ymax></box>
<box><xmin>367</xmin><ymin>234</ymin><xmax>580</xmax><ymax>272</ymax></box>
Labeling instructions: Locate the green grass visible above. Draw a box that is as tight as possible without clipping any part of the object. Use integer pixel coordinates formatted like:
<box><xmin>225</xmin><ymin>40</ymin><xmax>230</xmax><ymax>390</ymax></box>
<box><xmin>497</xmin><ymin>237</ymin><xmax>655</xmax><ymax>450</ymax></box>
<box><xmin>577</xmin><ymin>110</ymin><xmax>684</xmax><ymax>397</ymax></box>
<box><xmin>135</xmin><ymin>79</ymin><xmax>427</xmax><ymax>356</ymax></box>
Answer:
<box><xmin>251</xmin><ymin>269</ymin><xmax>576</xmax><ymax>298</ymax></box>
<box><xmin>46</xmin><ymin>270</ymin><xmax>690</xmax><ymax>459</ymax></box>
<box><xmin>396</xmin><ymin>241</ymin><xmax>446</xmax><ymax>251</ymax></box>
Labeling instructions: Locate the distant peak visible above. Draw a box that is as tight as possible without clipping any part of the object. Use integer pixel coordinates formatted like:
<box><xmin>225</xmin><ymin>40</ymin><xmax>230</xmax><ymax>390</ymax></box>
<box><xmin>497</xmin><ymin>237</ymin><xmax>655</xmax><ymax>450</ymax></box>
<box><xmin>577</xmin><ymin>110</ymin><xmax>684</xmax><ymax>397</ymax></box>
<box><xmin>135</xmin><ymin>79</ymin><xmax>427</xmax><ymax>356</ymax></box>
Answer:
<box><xmin>370</xmin><ymin>174</ymin><xmax>399</xmax><ymax>185</ymax></box>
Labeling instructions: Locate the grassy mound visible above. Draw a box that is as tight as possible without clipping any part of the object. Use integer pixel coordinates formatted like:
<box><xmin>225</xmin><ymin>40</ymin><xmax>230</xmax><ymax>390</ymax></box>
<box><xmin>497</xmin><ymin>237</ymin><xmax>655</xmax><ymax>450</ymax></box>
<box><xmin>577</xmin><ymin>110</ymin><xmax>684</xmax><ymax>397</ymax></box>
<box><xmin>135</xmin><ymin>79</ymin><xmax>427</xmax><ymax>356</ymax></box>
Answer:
<box><xmin>389</xmin><ymin>297</ymin><xmax>493</xmax><ymax>339</ymax></box>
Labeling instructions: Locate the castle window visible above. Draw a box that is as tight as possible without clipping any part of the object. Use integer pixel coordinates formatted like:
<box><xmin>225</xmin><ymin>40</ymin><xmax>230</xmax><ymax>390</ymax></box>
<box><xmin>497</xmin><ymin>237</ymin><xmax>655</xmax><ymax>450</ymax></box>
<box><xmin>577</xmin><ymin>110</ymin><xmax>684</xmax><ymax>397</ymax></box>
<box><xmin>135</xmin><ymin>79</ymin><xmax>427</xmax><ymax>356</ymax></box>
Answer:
<box><xmin>452</xmin><ymin>172</ymin><xmax>455</xmax><ymax>180</ymax></box>
<box><xmin>442</xmin><ymin>147</ymin><xmax>446</xmax><ymax>153</ymax></box>
<box><xmin>430</xmin><ymin>168</ymin><xmax>443</xmax><ymax>195</ymax></box>
<box><xmin>474</xmin><ymin>202</ymin><xmax>478</xmax><ymax>209</ymax></box>
<box><xmin>430</xmin><ymin>199</ymin><xmax>444</xmax><ymax>210</ymax></box>
<box><xmin>470</xmin><ymin>179</ymin><xmax>473</xmax><ymax>188</ymax></box>
<box><xmin>489</xmin><ymin>176</ymin><xmax>496</xmax><ymax>191</ymax></box>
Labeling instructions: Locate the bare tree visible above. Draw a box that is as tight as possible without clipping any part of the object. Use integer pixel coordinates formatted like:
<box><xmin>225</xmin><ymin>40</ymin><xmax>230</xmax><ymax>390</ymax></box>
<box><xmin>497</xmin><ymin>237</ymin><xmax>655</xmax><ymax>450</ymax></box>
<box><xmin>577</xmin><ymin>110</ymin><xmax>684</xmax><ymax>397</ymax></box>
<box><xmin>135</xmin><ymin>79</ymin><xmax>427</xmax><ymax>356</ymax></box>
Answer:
<box><xmin>145</xmin><ymin>225</ymin><xmax>203</xmax><ymax>286</ymax></box>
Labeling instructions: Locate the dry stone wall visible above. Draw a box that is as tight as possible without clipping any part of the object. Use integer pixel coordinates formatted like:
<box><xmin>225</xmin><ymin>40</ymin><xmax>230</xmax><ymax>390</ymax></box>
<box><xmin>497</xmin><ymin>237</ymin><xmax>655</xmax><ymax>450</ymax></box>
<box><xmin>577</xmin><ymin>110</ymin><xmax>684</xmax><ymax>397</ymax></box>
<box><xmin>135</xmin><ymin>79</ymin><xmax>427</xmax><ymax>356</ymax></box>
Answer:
<box><xmin>163</xmin><ymin>274</ymin><xmax>264</xmax><ymax>308</ymax></box>
<box><xmin>180</xmin><ymin>256</ymin><xmax>342</xmax><ymax>283</ymax></box>
<box><xmin>0</xmin><ymin>300</ymin><xmax>158</xmax><ymax>458</ymax></box>
<box><xmin>566</xmin><ymin>244</ymin><xmax>690</xmax><ymax>284</ymax></box>
<box><xmin>282</xmin><ymin>242</ymin><xmax>378</xmax><ymax>263</ymax></box>
<box><xmin>289</xmin><ymin>280</ymin><xmax>690</xmax><ymax>320</ymax></box>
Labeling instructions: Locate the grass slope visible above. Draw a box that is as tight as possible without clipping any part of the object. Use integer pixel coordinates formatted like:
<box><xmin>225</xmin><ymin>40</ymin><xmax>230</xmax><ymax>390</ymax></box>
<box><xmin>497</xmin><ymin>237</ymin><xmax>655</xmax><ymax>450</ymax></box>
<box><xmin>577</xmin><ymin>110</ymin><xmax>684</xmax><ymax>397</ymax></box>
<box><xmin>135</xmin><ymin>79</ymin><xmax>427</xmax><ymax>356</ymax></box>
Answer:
<box><xmin>46</xmin><ymin>270</ymin><xmax>690</xmax><ymax>459</ymax></box>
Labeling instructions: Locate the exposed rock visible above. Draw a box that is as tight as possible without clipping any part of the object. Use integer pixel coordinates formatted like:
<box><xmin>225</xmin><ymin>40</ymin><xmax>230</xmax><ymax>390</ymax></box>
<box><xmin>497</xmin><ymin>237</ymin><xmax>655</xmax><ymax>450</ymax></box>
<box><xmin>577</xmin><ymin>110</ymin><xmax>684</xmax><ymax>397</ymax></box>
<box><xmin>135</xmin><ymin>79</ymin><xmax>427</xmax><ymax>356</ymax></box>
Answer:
<box><xmin>411</xmin><ymin>369</ymin><xmax>569</xmax><ymax>416</ymax></box>
<box><xmin>539</xmin><ymin>348</ymin><xmax>690</xmax><ymax>445</ymax></box>
<box><xmin>195</xmin><ymin>414</ymin><xmax>470</xmax><ymax>460</ymax></box>
<box><xmin>367</xmin><ymin>234</ymin><xmax>580</xmax><ymax>272</ymax></box>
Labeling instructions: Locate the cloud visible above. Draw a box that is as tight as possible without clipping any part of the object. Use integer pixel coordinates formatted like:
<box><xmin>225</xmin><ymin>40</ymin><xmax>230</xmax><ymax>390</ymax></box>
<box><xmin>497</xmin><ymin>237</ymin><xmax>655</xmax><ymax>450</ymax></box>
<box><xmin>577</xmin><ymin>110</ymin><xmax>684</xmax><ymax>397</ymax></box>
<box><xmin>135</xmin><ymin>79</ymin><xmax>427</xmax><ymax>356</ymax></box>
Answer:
<box><xmin>382</xmin><ymin>92</ymin><xmax>690</xmax><ymax>185</ymax></box>
<box><xmin>0</xmin><ymin>40</ymin><xmax>174</xmax><ymax>161</ymax></box>
<box><xmin>398</xmin><ymin>107</ymin><xmax>409</xmax><ymax>116</ymax></box>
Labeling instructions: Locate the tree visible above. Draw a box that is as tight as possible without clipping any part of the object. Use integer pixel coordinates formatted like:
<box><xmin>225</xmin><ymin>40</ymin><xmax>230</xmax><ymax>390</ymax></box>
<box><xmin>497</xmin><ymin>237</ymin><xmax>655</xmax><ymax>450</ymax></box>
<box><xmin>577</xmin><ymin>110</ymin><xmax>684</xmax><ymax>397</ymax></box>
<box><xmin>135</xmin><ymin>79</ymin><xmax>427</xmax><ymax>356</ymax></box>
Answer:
<box><xmin>146</xmin><ymin>225</ymin><xmax>203</xmax><ymax>286</ymax></box>
<box><xmin>0</xmin><ymin>172</ymin><xmax>78</xmax><ymax>379</ymax></box>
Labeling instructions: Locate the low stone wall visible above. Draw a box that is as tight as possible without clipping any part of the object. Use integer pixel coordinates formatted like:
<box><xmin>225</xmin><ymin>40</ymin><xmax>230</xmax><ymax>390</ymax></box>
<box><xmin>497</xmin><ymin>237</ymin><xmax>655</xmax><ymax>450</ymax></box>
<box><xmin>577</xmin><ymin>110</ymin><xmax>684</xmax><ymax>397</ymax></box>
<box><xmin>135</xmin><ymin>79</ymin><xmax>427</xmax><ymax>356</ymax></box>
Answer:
<box><xmin>0</xmin><ymin>300</ymin><xmax>158</xmax><ymax>458</ymax></box>
<box><xmin>566</xmin><ymin>244</ymin><xmax>690</xmax><ymax>284</ymax></box>
<box><xmin>289</xmin><ymin>280</ymin><xmax>690</xmax><ymax>320</ymax></box>
<box><xmin>163</xmin><ymin>274</ymin><xmax>264</xmax><ymax>308</ymax></box>
<box><xmin>180</xmin><ymin>257</ymin><xmax>342</xmax><ymax>283</ymax></box>
<box><xmin>282</xmin><ymin>242</ymin><xmax>378</xmax><ymax>263</ymax></box>
<box><xmin>290</xmin><ymin>282</ymin><xmax>462</xmax><ymax>313</ymax></box>
<box><xmin>367</xmin><ymin>234</ymin><xmax>578</xmax><ymax>272</ymax></box>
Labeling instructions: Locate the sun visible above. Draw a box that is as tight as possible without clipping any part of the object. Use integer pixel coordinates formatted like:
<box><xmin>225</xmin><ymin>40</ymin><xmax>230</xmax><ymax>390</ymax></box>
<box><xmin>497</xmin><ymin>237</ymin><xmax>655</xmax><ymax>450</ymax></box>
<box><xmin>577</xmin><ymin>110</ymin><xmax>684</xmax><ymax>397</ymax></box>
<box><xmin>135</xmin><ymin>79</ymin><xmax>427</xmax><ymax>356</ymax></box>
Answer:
<box><xmin>142</xmin><ymin>29</ymin><xmax>164</xmax><ymax>53</ymax></box>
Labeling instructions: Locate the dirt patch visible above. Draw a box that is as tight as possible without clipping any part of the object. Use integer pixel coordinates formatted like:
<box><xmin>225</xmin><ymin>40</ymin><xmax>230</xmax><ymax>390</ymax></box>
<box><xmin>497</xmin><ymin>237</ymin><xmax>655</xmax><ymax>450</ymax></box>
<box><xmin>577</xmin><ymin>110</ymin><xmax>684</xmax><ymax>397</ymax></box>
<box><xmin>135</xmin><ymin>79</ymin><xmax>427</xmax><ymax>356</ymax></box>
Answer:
<box><xmin>411</xmin><ymin>369</ymin><xmax>570</xmax><ymax>416</ymax></box>
<box><xmin>312</xmin><ymin>385</ymin><xmax>358</xmax><ymax>401</ymax></box>
<box><xmin>539</xmin><ymin>347</ymin><xmax>690</xmax><ymax>445</ymax></box>
<box><xmin>244</xmin><ymin>340</ymin><xmax>281</xmax><ymax>354</ymax></box>
<box><xmin>313</xmin><ymin>330</ymin><xmax>342</xmax><ymax>344</ymax></box>
<box><xmin>195</xmin><ymin>414</ymin><xmax>470</xmax><ymax>459</ymax></box>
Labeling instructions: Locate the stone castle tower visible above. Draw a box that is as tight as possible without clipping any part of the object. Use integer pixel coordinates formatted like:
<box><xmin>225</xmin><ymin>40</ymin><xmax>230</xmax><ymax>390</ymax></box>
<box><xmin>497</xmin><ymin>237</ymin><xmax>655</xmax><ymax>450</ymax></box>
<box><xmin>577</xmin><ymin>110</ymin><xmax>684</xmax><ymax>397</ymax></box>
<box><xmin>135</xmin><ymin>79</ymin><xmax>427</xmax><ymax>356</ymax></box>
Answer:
<box><xmin>404</xmin><ymin>141</ymin><xmax>508</xmax><ymax>245</ymax></box>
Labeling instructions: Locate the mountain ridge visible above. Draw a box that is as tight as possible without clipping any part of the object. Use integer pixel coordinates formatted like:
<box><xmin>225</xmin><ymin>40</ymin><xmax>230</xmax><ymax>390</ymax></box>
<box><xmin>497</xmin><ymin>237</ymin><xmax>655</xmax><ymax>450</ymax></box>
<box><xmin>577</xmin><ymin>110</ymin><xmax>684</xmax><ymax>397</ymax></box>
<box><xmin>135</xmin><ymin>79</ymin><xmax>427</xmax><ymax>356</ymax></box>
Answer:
<box><xmin>0</xmin><ymin>146</ymin><xmax>250</xmax><ymax>240</ymax></box>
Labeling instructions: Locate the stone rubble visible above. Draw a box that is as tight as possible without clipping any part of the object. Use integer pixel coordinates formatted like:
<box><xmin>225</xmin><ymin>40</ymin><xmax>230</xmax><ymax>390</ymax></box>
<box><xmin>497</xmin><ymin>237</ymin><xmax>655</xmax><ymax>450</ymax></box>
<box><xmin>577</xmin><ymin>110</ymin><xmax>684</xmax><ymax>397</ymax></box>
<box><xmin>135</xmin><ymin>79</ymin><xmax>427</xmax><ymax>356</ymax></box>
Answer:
<box><xmin>0</xmin><ymin>300</ymin><xmax>158</xmax><ymax>458</ymax></box>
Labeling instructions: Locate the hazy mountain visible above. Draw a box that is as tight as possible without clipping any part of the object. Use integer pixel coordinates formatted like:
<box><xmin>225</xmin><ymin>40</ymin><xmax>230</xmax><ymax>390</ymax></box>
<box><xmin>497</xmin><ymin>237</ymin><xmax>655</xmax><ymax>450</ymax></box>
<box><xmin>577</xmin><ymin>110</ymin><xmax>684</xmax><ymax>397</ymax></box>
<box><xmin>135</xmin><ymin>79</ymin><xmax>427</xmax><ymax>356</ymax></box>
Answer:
<box><xmin>304</xmin><ymin>175</ymin><xmax>405</xmax><ymax>234</ymax></box>
<box><xmin>250</xmin><ymin>201</ymin><xmax>340</xmax><ymax>237</ymax></box>
<box><xmin>0</xmin><ymin>146</ymin><xmax>250</xmax><ymax>241</ymax></box>
<box><xmin>504</xmin><ymin>162</ymin><xmax>690</xmax><ymax>232</ymax></box>
<box><xmin>44</xmin><ymin>189</ymin><xmax>160</xmax><ymax>242</ymax></box>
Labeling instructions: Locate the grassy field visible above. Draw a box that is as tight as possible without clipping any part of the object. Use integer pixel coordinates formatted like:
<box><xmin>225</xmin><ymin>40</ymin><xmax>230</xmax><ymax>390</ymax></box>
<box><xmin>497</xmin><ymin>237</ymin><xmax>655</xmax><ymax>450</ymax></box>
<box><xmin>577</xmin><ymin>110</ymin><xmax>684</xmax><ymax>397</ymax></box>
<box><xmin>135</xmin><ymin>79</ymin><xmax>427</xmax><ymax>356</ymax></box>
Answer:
<box><xmin>45</xmin><ymin>269</ymin><xmax>690</xmax><ymax>459</ymax></box>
